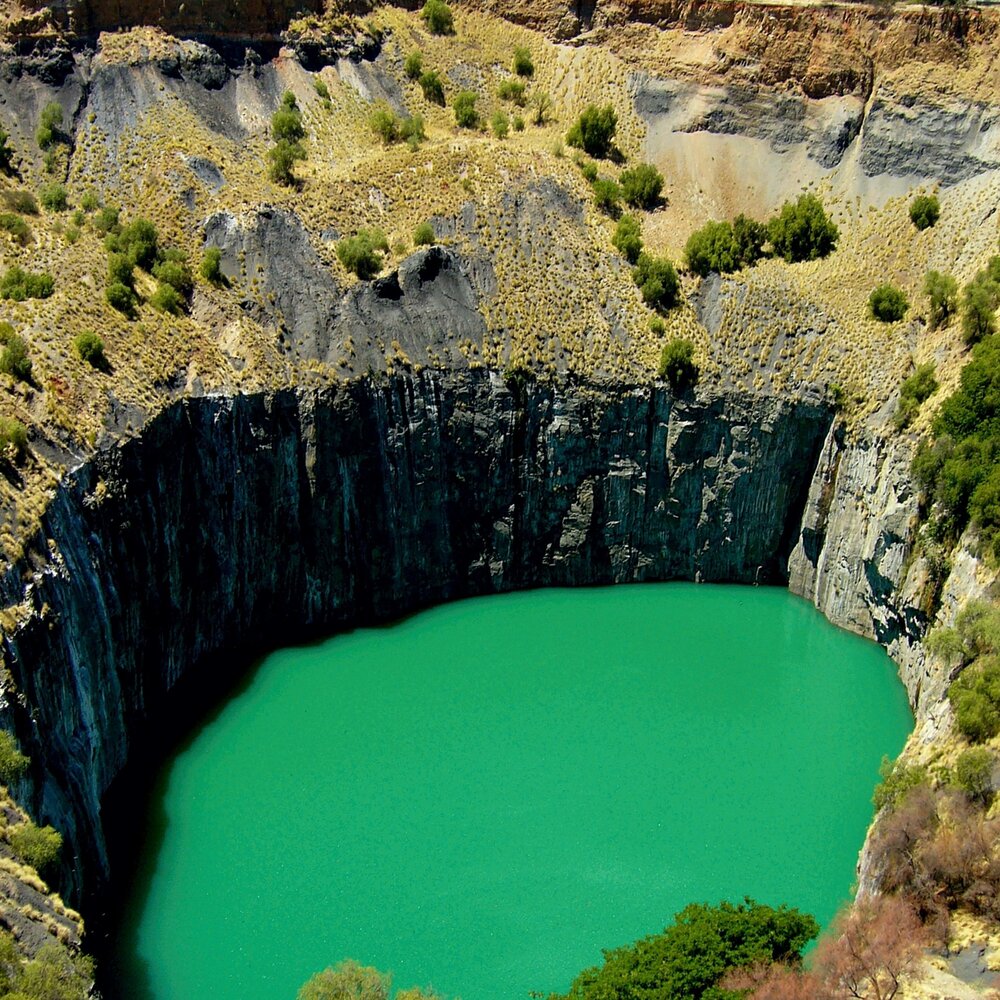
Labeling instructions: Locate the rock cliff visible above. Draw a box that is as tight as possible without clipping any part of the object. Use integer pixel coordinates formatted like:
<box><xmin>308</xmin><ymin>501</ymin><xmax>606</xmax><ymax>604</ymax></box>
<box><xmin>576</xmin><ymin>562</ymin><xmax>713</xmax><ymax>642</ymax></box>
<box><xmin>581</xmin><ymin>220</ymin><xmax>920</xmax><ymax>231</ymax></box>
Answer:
<box><xmin>0</xmin><ymin>373</ymin><xmax>831</xmax><ymax>897</ymax></box>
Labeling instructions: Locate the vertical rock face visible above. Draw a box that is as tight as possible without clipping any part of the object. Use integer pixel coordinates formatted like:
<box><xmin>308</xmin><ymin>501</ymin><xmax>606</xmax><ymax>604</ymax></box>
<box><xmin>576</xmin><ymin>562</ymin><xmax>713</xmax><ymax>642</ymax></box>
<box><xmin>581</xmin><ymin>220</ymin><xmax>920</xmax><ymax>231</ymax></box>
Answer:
<box><xmin>1</xmin><ymin>371</ymin><xmax>830</xmax><ymax>897</ymax></box>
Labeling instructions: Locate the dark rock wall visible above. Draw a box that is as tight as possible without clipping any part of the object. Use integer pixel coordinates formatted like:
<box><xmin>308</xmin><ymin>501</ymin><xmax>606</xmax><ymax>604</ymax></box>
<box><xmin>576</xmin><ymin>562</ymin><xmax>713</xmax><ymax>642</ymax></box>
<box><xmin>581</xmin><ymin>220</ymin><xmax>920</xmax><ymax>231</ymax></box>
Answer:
<box><xmin>0</xmin><ymin>371</ymin><xmax>830</xmax><ymax>897</ymax></box>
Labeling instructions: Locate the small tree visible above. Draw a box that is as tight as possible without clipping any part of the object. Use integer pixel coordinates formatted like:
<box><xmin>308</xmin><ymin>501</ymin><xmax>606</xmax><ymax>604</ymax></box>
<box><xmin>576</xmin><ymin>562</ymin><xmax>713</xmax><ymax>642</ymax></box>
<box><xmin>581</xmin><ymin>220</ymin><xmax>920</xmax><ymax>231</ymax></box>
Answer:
<box><xmin>314</xmin><ymin>77</ymin><xmax>331</xmax><ymax>102</ymax></box>
<box><xmin>9</xmin><ymin>820</ymin><xmax>61</xmax><ymax>874</ymax></box>
<box><xmin>400</xmin><ymin>114</ymin><xmax>425</xmax><ymax>149</ymax></box>
<box><xmin>337</xmin><ymin>228</ymin><xmax>389</xmax><ymax>280</ymax></box>
<box><xmin>893</xmin><ymin>362</ymin><xmax>937</xmax><ymax>430</ymax></box>
<box><xmin>869</xmin><ymin>284</ymin><xmax>908</xmax><ymax>322</ymax></box>
<box><xmin>909</xmin><ymin>193</ymin><xmax>940</xmax><ymax>230</ymax></box>
<box><xmin>369</xmin><ymin>105</ymin><xmax>400</xmax><ymax>145</ymax></box>
<box><xmin>659</xmin><ymin>338</ymin><xmax>698</xmax><ymax>391</ymax></box>
<box><xmin>732</xmin><ymin>213</ymin><xmax>767</xmax><ymax>266</ymax></box>
<box><xmin>35</xmin><ymin>102</ymin><xmax>63</xmax><ymax>151</ymax></box>
<box><xmin>619</xmin><ymin>162</ymin><xmax>664</xmax><ymax>209</ymax></box>
<box><xmin>685</xmin><ymin>220</ymin><xmax>738</xmax><ymax>277</ymax></box>
<box><xmin>73</xmin><ymin>331</ymin><xmax>109</xmax><ymax>370</ymax></box>
<box><xmin>268</xmin><ymin>140</ymin><xmax>305</xmax><ymax>186</ymax></box>
<box><xmin>530</xmin><ymin>90</ymin><xmax>552</xmax><ymax>126</ymax></box>
<box><xmin>591</xmin><ymin>178</ymin><xmax>620</xmax><ymax>214</ymax></box>
<box><xmin>404</xmin><ymin>50</ymin><xmax>423</xmax><ymax>80</ymax></box>
<box><xmin>453</xmin><ymin>91</ymin><xmax>479</xmax><ymax>129</ymax></box>
<box><xmin>491</xmin><ymin>110</ymin><xmax>509</xmax><ymax>139</ymax></box>
<box><xmin>39</xmin><ymin>182</ymin><xmax>67</xmax><ymax>212</ymax></box>
<box><xmin>0</xmin><ymin>266</ymin><xmax>54</xmax><ymax>301</ymax></box>
<box><xmin>953</xmin><ymin>747</ymin><xmax>994</xmax><ymax>802</ymax></box>
<box><xmin>0</xmin><ymin>731</ymin><xmax>28</xmax><ymax>783</ymax></box>
<box><xmin>106</xmin><ymin>217</ymin><xmax>159</xmax><ymax>270</ymax></box>
<box><xmin>566</xmin><ymin>103</ymin><xmax>617</xmax><ymax>159</ymax></box>
<box><xmin>612</xmin><ymin>214</ymin><xmax>643</xmax><ymax>264</ymax></box>
<box><xmin>961</xmin><ymin>278</ymin><xmax>997</xmax><ymax>344</ymax></box>
<box><xmin>0</xmin><ymin>418</ymin><xmax>27</xmax><ymax>463</ymax></box>
<box><xmin>767</xmin><ymin>193</ymin><xmax>839</xmax><ymax>262</ymax></box>
<box><xmin>422</xmin><ymin>0</ymin><xmax>454</xmax><ymax>34</ymax></box>
<box><xmin>413</xmin><ymin>221</ymin><xmax>435</xmax><ymax>246</ymax></box>
<box><xmin>0</xmin><ymin>213</ymin><xmax>31</xmax><ymax>245</ymax></box>
<box><xmin>512</xmin><ymin>46</ymin><xmax>534</xmax><ymax>77</ymax></box>
<box><xmin>634</xmin><ymin>253</ymin><xmax>680</xmax><ymax>312</ymax></box>
<box><xmin>419</xmin><ymin>70</ymin><xmax>446</xmax><ymax>106</ymax></box>
<box><xmin>271</xmin><ymin>107</ymin><xmax>305</xmax><ymax>144</ymax></box>
<box><xmin>924</xmin><ymin>270</ymin><xmax>958</xmax><ymax>330</ymax></box>
<box><xmin>200</xmin><ymin>246</ymin><xmax>223</xmax><ymax>284</ymax></box>
<box><xmin>150</xmin><ymin>282</ymin><xmax>184</xmax><ymax>315</ymax></box>
<box><xmin>106</xmin><ymin>281</ymin><xmax>137</xmax><ymax>316</ymax></box>
<box><xmin>298</xmin><ymin>960</ymin><xmax>390</xmax><ymax>1000</ymax></box>
<box><xmin>497</xmin><ymin>79</ymin><xmax>527</xmax><ymax>105</ymax></box>
<box><xmin>0</xmin><ymin>127</ymin><xmax>14</xmax><ymax>175</ymax></box>
<box><xmin>0</xmin><ymin>330</ymin><xmax>32</xmax><ymax>383</ymax></box>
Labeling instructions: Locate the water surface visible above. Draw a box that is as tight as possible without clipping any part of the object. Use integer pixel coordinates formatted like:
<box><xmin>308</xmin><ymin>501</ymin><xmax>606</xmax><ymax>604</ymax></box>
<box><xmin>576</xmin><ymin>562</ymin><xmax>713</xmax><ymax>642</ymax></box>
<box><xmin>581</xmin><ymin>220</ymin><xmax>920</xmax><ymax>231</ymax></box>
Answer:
<box><xmin>110</xmin><ymin>584</ymin><xmax>912</xmax><ymax>999</ymax></box>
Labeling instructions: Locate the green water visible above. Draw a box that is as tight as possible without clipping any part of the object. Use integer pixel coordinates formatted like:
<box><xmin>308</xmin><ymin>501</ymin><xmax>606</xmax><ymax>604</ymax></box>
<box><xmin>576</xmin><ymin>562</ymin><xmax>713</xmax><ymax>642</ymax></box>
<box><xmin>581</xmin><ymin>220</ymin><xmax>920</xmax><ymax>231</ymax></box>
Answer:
<box><xmin>112</xmin><ymin>584</ymin><xmax>912</xmax><ymax>1000</ymax></box>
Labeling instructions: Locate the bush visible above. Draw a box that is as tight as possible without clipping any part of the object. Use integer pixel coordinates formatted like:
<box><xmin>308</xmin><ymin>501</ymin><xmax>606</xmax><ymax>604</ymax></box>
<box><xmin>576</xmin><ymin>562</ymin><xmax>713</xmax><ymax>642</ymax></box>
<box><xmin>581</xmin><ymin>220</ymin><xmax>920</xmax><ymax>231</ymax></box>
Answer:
<box><xmin>685</xmin><ymin>220</ymin><xmax>738</xmax><ymax>277</ymax></box>
<box><xmin>35</xmin><ymin>102</ymin><xmax>63</xmax><ymax>151</ymax></box>
<box><xmin>314</xmin><ymin>78</ymin><xmax>330</xmax><ymax>104</ymax></box>
<box><xmin>107</xmin><ymin>252</ymin><xmax>134</xmax><ymax>290</ymax></box>
<box><xmin>612</xmin><ymin>214</ymin><xmax>643</xmax><ymax>264</ymax></box>
<box><xmin>268</xmin><ymin>139</ymin><xmax>305</xmax><ymax>186</ymax></box>
<box><xmin>0</xmin><ymin>266</ymin><xmax>53</xmax><ymax>301</ymax></box>
<box><xmin>550</xmin><ymin>899</ymin><xmax>818</xmax><ymax>1000</ymax></box>
<box><xmin>894</xmin><ymin>362</ymin><xmax>937</xmax><ymax>429</ymax></box>
<box><xmin>105</xmin><ymin>280</ymin><xmax>137</xmax><ymax>315</ymax></box>
<box><xmin>591</xmin><ymin>178</ymin><xmax>620</xmax><ymax>214</ymax></box>
<box><xmin>619</xmin><ymin>162</ymin><xmax>664</xmax><ymax>209</ymax></box>
<box><xmin>150</xmin><ymin>282</ymin><xmax>184</xmax><ymax>314</ymax></box>
<box><xmin>512</xmin><ymin>46</ymin><xmax>534</xmax><ymax>77</ymax></box>
<box><xmin>419</xmin><ymin>70</ymin><xmax>445</xmax><ymax>106</ymax></box>
<box><xmin>0</xmin><ymin>330</ymin><xmax>32</xmax><ymax>383</ymax></box>
<box><xmin>80</xmin><ymin>190</ymin><xmax>100</xmax><ymax>212</ymax></box>
<box><xmin>961</xmin><ymin>276</ymin><xmax>997</xmax><ymax>344</ymax></box>
<box><xmin>924</xmin><ymin>270</ymin><xmax>958</xmax><ymax>330</ymax></box>
<box><xmin>38</xmin><ymin>182</ymin><xmax>67</xmax><ymax>212</ymax></box>
<box><xmin>634</xmin><ymin>253</ymin><xmax>680</xmax><ymax>313</ymax></box>
<box><xmin>9</xmin><ymin>821</ymin><xmax>61</xmax><ymax>873</ymax></box>
<box><xmin>497</xmin><ymin>79</ymin><xmax>527</xmax><ymax>105</ymax></box>
<box><xmin>422</xmin><ymin>0</ymin><xmax>454</xmax><ymax>34</ymax></box>
<box><xmin>566</xmin><ymin>104</ymin><xmax>617</xmax><ymax>159</ymax></box>
<box><xmin>453</xmin><ymin>91</ymin><xmax>479</xmax><ymax>129</ymax></box>
<box><xmin>872</xmin><ymin>754</ymin><xmax>929</xmax><ymax>812</ymax></box>
<box><xmin>491</xmin><ymin>110</ymin><xmax>509</xmax><ymax>139</ymax></box>
<box><xmin>767</xmin><ymin>193</ymin><xmax>839</xmax><ymax>263</ymax></box>
<box><xmin>404</xmin><ymin>50</ymin><xmax>423</xmax><ymax>80</ymax></box>
<box><xmin>950</xmin><ymin>659</ymin><xmax>1000</xmax><ymax>742</ymax></box>
<box><xmin>0</xmin><ymin>731</ymin><xmax>28</xmax><ymax>783</ymax></box>
<box><xmin>910</xmin><ymin>193</ymin><xmax>940</xmax><ymax>230</ymax></box>
<box><xmin>153</xmin><ymin>256</ymin><xmax>192</xmax><ymax>296</ymax></box>
<box><xmin>413</xmin><ymin>221</ymin><xmax>435</xmax><ymax>246</ymax></box>
<box><xmin>400</xmin><ymin>115</ymin><xmax>425</xmax><ymax>149</ymax></box>
<box><xmin>299</xmin><ymin>960</ymin><xmax>390</xmax><ymax>1000</ymax></box>
<box><xmin>953</xmin><ymin>747</ymin><xmax>993</xmax><ymax>801</ymax></box>
<box><xmin>513</xmin><ymin>115</ymin><xmax>525</xmax><ymax>132</ymax></box>
<box><xmin>200</xmin><ymin>246</ymin><xmax>223</xmax><ymax>283</ymax></box>
<box><xmin>93</xmin><ymin>204</ymin><xmax>120</xmax><ymax>234</ymax></box>
<box><xmin>337</xmin><ymin>228</ymin><xmax>389</xmax><ymax>280</ymax></box>
<box><xmin>578</xmin><ymin>160</ymin><xmax>598</xmax><ymax>183</ymax></box>
<box><xmin>0</xmin><ymin>213</ymin><xmax>31</xmax><ymax>245</ymax></box>
<box><xmin>106</xmin><ymin>217</ymin><xmax>159</xmax><ymax>270</ymax></box>
<box><xmin>0</xmin><ymin>418</ymin><xmax>27</xmax><ymax>463</ymax></box>
<box><xmin>530</xmin><ymin>91</ymin><xmax>552</xmax><ymax>126</ymax></box>
<box><xmin>369</xmin><ymin>105</ymin><xmax>400</xmax><ymax>144</ymax></box>
<box><xmin>2</xmin><ymin>190</ymin><xmax>38</xmax><ymax>215</ymax></box>
<box><xmin>869</xmin><ymin>283</ymin><xmax>908</xmax><ymax>322</ymax></box>
<box><xmin>73</xmin><ymin>331</ymin><xmax>108</xmax><ymax>370</ymax></box>
<box><xmin>272</xmin><ymin>107</ymin><xmax>305</xmax><ymax>144</ymax></box>
<box><xmin>0</xmin><ymin>127</ymin><xmax>13</xmax><ymax>175</ymax></box>
<box><xmin>658</xmin><ymin>338</ymin><xmax>698</xmax><ymax>391</ymax></box>
<box><xmin>732</xmin><ymin>213</ymin><xmax>767</xmax><ymax>265</ymax></box>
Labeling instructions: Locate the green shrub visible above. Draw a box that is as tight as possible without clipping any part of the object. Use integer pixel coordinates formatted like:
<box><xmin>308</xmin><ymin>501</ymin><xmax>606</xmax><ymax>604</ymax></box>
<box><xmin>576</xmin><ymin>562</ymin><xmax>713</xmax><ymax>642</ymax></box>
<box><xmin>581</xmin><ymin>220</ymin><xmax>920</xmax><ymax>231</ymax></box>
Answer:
<box><xmin>150</xmin><ymin>282</ymin><xmax>184</xmax><ymax>314</ymax></box>
<box><xmin>961</xmin><ymin>274</ymin><xmax>998</xmax><ymax>344</ymax></box>
<box><xmin>298</xmin><ymin>960</ymin><xmax>390</xmax><ymax>1000</ymax></box>
<box><xmin>551</xmin><ymin>899</ymin><xmax>818</xmax><ymax>1000</ymax></box>
<box><xmin>107</xmin><ymin>252</ymin><xmax>134</xmax><ymax>289</ymax></box>
<box><xmin>105</xmin><ymin>281</ymin><xmax>137</xmax><ymax>315</ymax></box>
<box><xmin>591</xmin><ymin>178</ymin><xmax>620</xmax><ymax>214</ymax></box>
<box><xmin>404</xmin><ymin>50</ymin><xmax>423</xmax><ymax>80</ymax></box>
<box><xmin>272</xmin><ymin>107</ymin><xmax>305</xmax><ymax>144</ymax></box>
<box><xmin>612</xmin><ymin>215</ymin><xmax>643</xmax><ymax>264</ymax></box>
<box><xmin>413</xmin><ymin>221</ymin><xmax>435</xmax><ymax>246</ymax></box>
<box><xmin>153</xmin><ymin>256</ymin><xmax>192</xmax><ymax>296</ymax></box>
<box><xmin>314</xmin><ymin>77</ymin><xmax>331</xmax><ymax>101</ymax></box>
<box><xmin>872</xmin><ymin>755</ymin><xmax>928</xmax><ymax>812</ymax></box>
<box><xmin>658</xmin><ymin>338</ymin><xmax>697</xmax><ymax>391</ymax></box>
<box><xmin>634</xmin><ymin>253</ymin><xmax>680</xmax><ymax>313</ymax></box>
<box><xmin>619</xmin><ymin>162</ymin><xmax>664</xmax><ymax>209</ymax></box>
<box><xmin>0</xmin><ymin>330</ymin><xmax>32</xmax><ymax>382</ymax></box>
<box><xmin>893</xmin><ymin>362</ymin><xmax>937</xmax><ymax>430</ymax></box>
<box><xmin>93</xmin><ymin>204</ymin><xmax>120</xmax><ymax>234</ymax></box>
<box><xmin>530</xmin><ymin>91</ymin><xmax>552</xmax><ymax>126</ymax></box>
<box><xmin>337</xmin><ymin>228</ymin><xmax>389</xmax><ymax>280</ymax></box>
<box><xmin>268</xmin><ymin>139</ymin><xmax>305</xmax><ymax>186</ymax></box>
<box><xmin>0</xmin><ymin>731</ymin><xmax>28</xmax><ymax>783</ymax></box>
<box><xmin>453</xmin><ymin>91</ymin><xmax>479</xmax><ymax>129</ymax></box>
<box><xmin>73</xmin><ymin>331</ymin><xmax>108</xmax><ymax>370</ymax></box>
<box><xmin>80</xmin><ymin>189</ymin><xmax>100</xmax><ymax>212</ymax></box>
<box><xmin>953</xmin><ymin>747</ymin><xmax>994</xmax><ymax>801</ymax></box>
<box><xmin>9</xmin><ymin>821</ymin><xmax>61</xmax><ymax>873</ymax></box>
<box><xmin>0</xmin><ymin>266</ymin><xmax>53</xmax><ymax>301</ymax></box>
<box><xmin>685</xmin><ymin>220</ymin><xmax>738</xmax><ymax>277</ymax></box>
<box><xmin>200</xmin><ymin>246</ymin><xmax>223</xmax><ymax>283</ymax></box>
<box><xmin>106</xmin><ymin>217</ymin><xmax>159</xmax><ymax>270</ymax></box>
<box><xmin>767</xmin><ymin>193</ymin><xmax>839</xmax><ymax>263</ymax></box>
<box><xmin>869</xmin><ymin>283</ymin><xmax>908</xmax><ymax>322</ymax></box>
<box><xmin>909</xmin><ymin>193</ymin><xmax>940</xmax><ymax>230</ymax></box>
<box><xmin>2</xmin><ymin>190</ymin><xmax>38</xmax><ymax>215</ymax></box>
<box><xmin>497</xmin><ymin>78</ymin><xmax>527</xmax><ymax>106</ymax></box>
<box><xmin>401</xmin><ymin>114</ymin><xmax>426</xmax><ymax>149</ymax></box>
<box><xmin>369</xmin><ymin>104</ymin><xmax>400</xmax><ymax>144</ymax></box>
<box><xmin>419</xmin><ymin>70</ymin><xmax>445</xmax><ymax>106</ymax></box>
<box><xmin>281</xmin><ymin>90</ymin><xmax>298</xmax><ymax>111</ymax></box>
<box><xmin>0</xmin><ymin>127</ymin><xmax>13</xmax><ymax>175</ymax></box>
<box><xmin>512</xmin><ymin>45</ymin><xmax>534</xmax><ymax>77</ymax></box>
<box><xmin>578</xmin><ymin>160</ymin><xmax>598</xmax><ymax>183</ymax></box>
<box><xmin>0</xmin><ymin>418</ymin><xmax>27</xmax><ymax>463</ymax></box>
<box><xmin>35</xmin><ymin>102</ymin><xmax>63</xmax><ymax>151</ymax></box>
<box><xmin>513</xmin><ymin>115</ymin><xmax>525</xmax><ymax>132</ymax></box>
<box><xmin>924</xmin><ymin>270</ymin><xmax>958</xmax><ymax>330</ymax></box>
<box><xmin>950</xmin><ymin>658</ymin><xmax>1000</xmax><ymax>742</ymax></box>
<box><xmin>422</xmin><ymin>0</ymin><xmax>454</xmax><ymax>34</ymax></box>
<box><xmin>732</xmin><ymin>213</ymin><xmax>767</xmax><ymax>266</ymax></box>
<box><xmin>491</xmin><ymin>110</ymin><xmax>509</xmax><ymax>139</ymax></box>
<box><xmin>566</xmin><ymin>103</ymin><xmax>617</xmax><ymax>159</ymax></box>
<box><xmin>0</xmin><ymin>214</ymin><xmax>31</xmax><ymax>245</ymax></box>
<box><xmin>39</xmin><ymin>182</ymin><xmax>67</xmax><ymax>212</ymax></box>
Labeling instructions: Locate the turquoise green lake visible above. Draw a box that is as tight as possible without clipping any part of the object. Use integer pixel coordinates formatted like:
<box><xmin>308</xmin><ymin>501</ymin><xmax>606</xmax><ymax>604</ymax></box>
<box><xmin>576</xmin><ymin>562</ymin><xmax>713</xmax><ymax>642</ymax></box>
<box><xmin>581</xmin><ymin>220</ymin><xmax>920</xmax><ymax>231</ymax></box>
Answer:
<box><xmin>111</xmin><ymin>584</ymin><xmax>912</xmax><ymax>1000</ymax></box>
